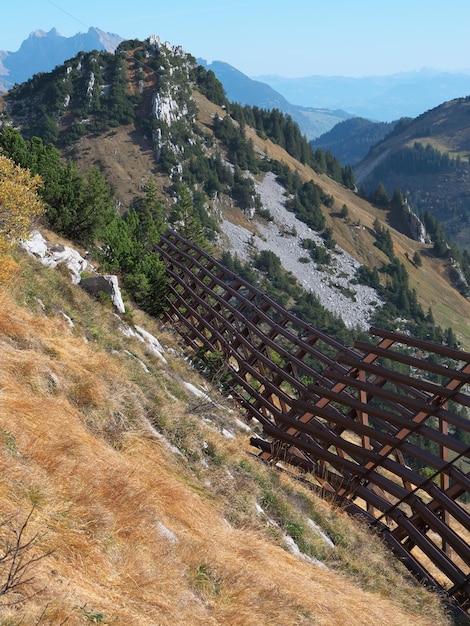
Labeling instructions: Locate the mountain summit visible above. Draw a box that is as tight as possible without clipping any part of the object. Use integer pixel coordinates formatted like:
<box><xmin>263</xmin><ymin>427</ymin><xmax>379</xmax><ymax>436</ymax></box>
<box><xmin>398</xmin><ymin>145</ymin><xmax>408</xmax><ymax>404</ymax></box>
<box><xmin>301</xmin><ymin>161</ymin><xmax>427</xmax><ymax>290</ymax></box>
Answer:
<box><xmin>0</xmin><ymin>27</ymin><xmax>123</xmax><ymax>91</ymax></box>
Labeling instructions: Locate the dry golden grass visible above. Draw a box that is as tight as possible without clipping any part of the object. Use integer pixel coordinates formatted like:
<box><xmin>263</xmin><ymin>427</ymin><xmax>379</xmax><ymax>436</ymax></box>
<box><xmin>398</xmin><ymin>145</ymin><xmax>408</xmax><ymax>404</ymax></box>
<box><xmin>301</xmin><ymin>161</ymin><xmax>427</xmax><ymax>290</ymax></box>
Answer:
<box><xmin>0</xmin><ymin>251</ymin><xmax>453</xmax><ymax>625</ymax></box>
<box><xmin>64</xmin><ymin>127</ymin><xmax>164</xmax><ymax>211</ymax></box>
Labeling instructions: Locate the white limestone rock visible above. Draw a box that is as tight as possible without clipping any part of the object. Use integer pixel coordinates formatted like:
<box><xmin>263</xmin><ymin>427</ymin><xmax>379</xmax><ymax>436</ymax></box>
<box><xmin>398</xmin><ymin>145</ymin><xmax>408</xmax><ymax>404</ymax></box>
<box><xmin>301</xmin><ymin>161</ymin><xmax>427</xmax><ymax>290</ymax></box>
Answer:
<box><xmin>118</xmin><ymin>322</ymin><xmax>168</xmax><ymax>364</ymax></box>
<box><xmin>134</xmin><ymin>325</ymin><xmax>167</xmax><ymax>362</ymax></box>
<box><xmin>20</xmin><ymin>230</ymin><xmax>94</xmax><ymax>284</ymax></box>
<box><xmin>402</xmin><ymin>203</ymin><xmax>428</xmax><ymax>243</ymax></box>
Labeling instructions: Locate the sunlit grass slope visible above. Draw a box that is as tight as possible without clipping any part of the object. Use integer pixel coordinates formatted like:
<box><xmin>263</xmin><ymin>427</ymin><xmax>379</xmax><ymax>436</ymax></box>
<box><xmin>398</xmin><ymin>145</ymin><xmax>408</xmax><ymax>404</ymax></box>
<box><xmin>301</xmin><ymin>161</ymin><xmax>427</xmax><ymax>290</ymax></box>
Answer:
<box><xmin>0</xmin><ymin>246</ymin><xmax>451</xmax><ymax>625</ymax></box>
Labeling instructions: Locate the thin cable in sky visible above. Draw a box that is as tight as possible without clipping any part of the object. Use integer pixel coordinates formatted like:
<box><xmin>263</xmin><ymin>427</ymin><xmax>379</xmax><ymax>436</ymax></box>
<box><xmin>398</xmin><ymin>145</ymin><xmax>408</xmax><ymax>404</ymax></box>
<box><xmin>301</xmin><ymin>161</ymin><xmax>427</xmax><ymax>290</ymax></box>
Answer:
<box><xmin>42</xmin><ymin>1</ymin><xmax>177</xmax><ymax>93</ymax></box>
<box><xmin>46</xmin><ymin>0</ymin><xmax>89</xmax><ymax>31</ymax></box>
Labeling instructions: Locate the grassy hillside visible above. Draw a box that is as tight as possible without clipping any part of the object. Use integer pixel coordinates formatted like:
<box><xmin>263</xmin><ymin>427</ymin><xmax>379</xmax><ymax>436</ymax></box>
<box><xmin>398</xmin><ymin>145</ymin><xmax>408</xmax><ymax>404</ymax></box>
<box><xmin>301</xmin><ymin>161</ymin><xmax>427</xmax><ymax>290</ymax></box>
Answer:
<box><xmin>0</xmin><ymin>241</ymin><xmax>452</xmax><ymax>625</ymax></box>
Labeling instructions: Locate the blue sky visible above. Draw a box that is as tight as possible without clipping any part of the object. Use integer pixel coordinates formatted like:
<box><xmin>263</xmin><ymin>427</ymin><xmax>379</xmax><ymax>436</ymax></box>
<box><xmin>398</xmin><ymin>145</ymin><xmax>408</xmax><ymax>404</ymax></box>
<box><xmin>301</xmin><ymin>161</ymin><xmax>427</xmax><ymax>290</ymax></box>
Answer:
<box><xmin>3</xmin><ymin>0</ymin><xmax>470</xmax><ymax>77</ymax></box>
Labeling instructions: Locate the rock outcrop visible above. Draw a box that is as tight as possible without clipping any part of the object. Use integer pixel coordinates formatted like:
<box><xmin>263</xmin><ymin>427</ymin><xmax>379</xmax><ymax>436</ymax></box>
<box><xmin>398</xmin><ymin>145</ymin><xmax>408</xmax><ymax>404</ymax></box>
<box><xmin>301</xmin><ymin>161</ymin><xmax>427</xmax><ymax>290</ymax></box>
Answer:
<box><xmin>21</xmin><ymin>230</ymin><xmax>125</xmax><ymax>313</ymax></box>
<box><xmin>80</xmin><ymin>275</ymin><xmax>125</xmax><ymax>313</ymax></box>
<box><xmin>402</xmin><ymin>202</ymin><xmax>428</xmax><ymax>243</ymax></box>
<box><xmin>20</xmin><ymin>230</ymin><xmax>94</xmax><ymax>284</ymax></box>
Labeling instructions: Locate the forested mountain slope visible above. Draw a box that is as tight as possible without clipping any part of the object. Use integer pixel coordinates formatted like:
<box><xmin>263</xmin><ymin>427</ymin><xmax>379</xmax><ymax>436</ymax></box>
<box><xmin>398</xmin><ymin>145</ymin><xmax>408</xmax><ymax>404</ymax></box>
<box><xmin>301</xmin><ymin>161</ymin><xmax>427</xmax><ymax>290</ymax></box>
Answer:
<box><xmin>354</xmin><ymin>97</ymin><xmax>470</xmax><ymax>251</ymax></box>
<box><xmin>1</xmin><ymin>37</ymin><xmax>469</xmax><ymax>349</ymax></box>
<box><xmin>313</xmin><ymin>117</ymin><xmax>397</xmax><ymax>166</ymax></box>
<box><xmin>198</xmin><ymin>59</ymin><xmax>351</xmax><ymax>139</ymax></box>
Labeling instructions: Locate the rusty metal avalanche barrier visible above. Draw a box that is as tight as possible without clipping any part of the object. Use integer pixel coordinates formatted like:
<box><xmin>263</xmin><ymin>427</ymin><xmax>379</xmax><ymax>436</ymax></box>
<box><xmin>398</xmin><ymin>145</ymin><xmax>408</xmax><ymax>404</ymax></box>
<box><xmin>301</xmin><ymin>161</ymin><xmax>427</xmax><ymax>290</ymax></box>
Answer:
<box><xmin>155</xmin><ymin>229</ymin><xmax>470</xmax><ymax>617</ymax></box>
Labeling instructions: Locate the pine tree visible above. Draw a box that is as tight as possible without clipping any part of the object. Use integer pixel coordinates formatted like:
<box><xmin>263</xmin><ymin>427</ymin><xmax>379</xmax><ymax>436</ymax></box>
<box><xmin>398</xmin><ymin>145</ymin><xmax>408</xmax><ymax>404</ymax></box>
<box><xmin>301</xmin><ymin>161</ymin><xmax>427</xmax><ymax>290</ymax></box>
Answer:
<box><xmin>132</xmin><ymin>178</ymin><xmax>166</xmax><ymax>245</ymax></box>
<box><xmin>390</xmin><ymin>187</ymin><xmax>405</xmax><ymax>211</ymax></box>
<box><xmin>170</xmin><ymin>185</ymin><xmax>206</xmax><ymax>247</ymax></box>
<box><xmin>370</xmin><ymin>181</ymin><xmax>389</xmax><ymax>207</ymax></box>
<box><xmin>46</xmin><ymin>163</ymin><xmax>115</xmax><ymax>244</ymax></box>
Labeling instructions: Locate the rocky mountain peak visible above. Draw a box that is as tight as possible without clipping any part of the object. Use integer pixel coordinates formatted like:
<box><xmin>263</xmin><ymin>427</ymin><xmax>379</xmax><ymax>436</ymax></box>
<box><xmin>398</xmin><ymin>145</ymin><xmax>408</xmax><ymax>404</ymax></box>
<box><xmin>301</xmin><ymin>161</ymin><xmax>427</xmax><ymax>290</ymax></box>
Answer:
<box><xmin>0</xmin><ymin>27</ymin><xmax>124</xmax><ymax>92</ymax></box>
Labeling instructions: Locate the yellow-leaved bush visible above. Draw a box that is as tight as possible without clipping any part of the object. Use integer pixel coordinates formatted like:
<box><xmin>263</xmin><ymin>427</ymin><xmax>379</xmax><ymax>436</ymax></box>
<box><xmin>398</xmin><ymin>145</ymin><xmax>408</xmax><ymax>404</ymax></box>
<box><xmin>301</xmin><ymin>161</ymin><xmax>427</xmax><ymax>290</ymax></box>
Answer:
<box><xmin>0</xmin><ymin>154</ymin><xmax>45</xmax><ymax>282</ymax></box>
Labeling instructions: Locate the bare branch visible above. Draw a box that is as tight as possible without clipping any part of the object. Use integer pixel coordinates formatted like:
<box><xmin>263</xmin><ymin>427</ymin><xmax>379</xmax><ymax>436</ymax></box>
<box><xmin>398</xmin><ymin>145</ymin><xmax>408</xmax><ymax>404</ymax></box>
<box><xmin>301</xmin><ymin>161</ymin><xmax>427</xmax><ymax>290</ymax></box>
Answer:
<box><xmin>0</xmin><ymin>506</ymin><xmax>52</xmax><ymax>604</ymax></box>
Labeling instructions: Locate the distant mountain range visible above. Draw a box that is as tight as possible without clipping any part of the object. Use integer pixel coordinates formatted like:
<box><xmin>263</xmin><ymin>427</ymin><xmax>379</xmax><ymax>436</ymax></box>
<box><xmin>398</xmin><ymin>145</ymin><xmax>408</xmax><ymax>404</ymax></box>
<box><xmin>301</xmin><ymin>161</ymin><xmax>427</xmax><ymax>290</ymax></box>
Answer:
<box><xmin>0</xmin><ymin>27</ymin><xmax>123</xmax><ymax>91</ymax></box>
<box><xmin>198</xmin><ymin>59</ymin><xmax>351</xmax><ymax>140</ymax></box>
<box><xmin>254</xmin><ymin>69</ymin><xmax>470</xmax><ymax>122</ymax></box>
<box><xmin>0</xmin><ymin>29</ymin><xmax>348</xmax><ymax>139</ymax></box>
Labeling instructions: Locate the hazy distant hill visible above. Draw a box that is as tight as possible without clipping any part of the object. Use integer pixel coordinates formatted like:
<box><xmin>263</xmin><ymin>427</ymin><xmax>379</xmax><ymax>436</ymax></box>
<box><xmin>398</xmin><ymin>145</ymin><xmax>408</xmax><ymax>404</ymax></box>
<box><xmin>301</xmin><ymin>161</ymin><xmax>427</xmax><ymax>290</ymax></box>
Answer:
<box><xmin>256</xmin><ymin>69</ymin><xmax>470</xmax><ymax>121</ymax></box>
<box><xmin>198</xmin><ymin>59</ymin><xmax>351</xmax><ymax>139</ymax></box>
<box><xmin>0</xmin><ymin>27</ymin><xmax>123</xmax><ymax>91</ymax></box>
<box><xmin>314</xmin><ymin>117</ymin><xmax>397</xmax><ymax>166</ymax></box>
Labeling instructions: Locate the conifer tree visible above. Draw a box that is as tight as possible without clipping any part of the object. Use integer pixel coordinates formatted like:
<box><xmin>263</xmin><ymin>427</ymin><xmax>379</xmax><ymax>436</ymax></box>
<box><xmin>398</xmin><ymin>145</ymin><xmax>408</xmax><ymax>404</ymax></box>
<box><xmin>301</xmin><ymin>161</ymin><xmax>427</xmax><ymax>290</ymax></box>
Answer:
<box><xmin>132</xmin><ymin>178</ymin><xmax>166</xmax><ymax>244</ymax></box>
<box><xmin>370</xmin><ymin>181</ymin><xmax>389</xmax><ymax>206</ymax></box>
<box><xmin>413</xmin><ymin>251</ymin><xmax>422</xmax><ymax>267</ymax></box>
<box><xmin>170</xmin><ymin>185</ymin><xmax>206</xmax><ymax>247</ymax></box>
